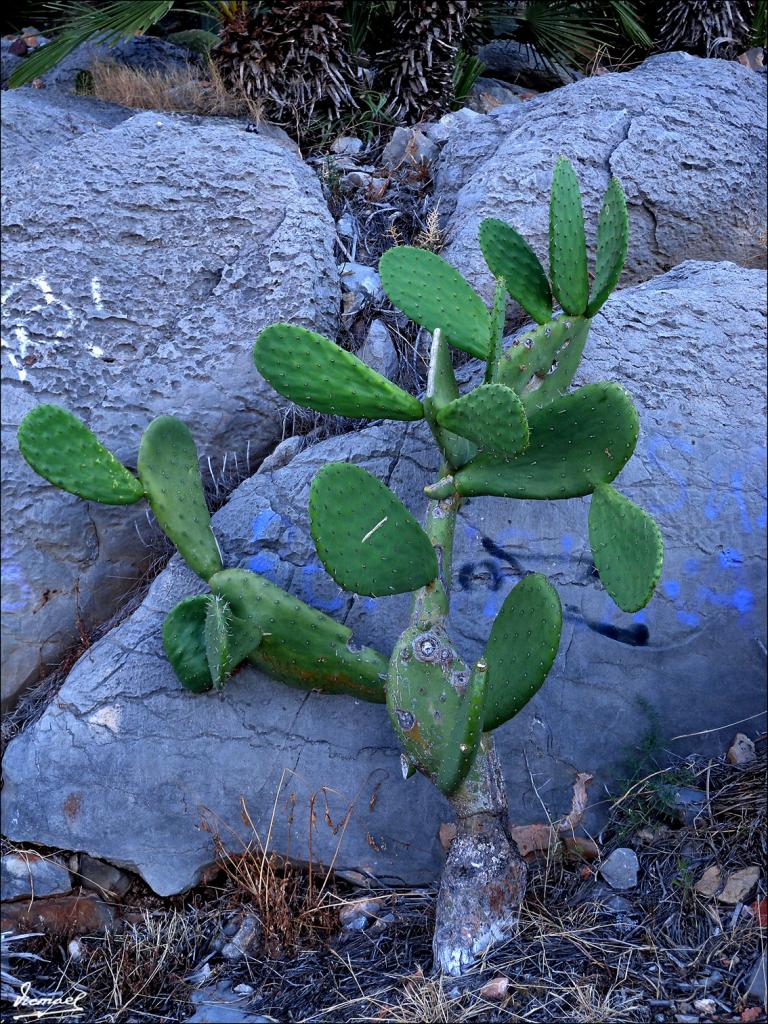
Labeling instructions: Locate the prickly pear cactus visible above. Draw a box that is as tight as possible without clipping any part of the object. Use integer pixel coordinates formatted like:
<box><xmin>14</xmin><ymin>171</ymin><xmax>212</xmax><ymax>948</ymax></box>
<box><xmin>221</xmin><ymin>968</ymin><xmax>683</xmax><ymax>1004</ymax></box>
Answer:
<box><xmin>17</xmin><ymin>158</ymin><xmax>664</xmax><ymax>978</ymax></box>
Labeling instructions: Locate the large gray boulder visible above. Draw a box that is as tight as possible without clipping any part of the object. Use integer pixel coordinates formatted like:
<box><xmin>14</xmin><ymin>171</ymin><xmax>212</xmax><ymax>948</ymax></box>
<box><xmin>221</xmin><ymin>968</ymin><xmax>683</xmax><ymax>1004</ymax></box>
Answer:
<box><xmin>0</xmin><ymin>89</ymin><xmax>132</xmax><ymax>171</ymax></box>
<box><xmin>436</xmin><ymin>53</ymin><xmax>767</xmax><ymax>310</ymax></box>
<box><xmin>1</xmin><ymin>110</ymin><xmax>338</xmax><ymax>709</ymax></box>
<box><xmin>2</xmin><ymin>261</ymin><xmax>765</xmax><ymax>895</ymax></box>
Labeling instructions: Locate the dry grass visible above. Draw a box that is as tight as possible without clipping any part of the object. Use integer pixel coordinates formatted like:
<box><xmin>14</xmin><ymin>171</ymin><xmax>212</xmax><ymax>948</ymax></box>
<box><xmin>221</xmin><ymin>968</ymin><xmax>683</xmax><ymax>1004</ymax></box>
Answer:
<box><xmin>3</xmin><ymin>742</ymin><xmax>765</xmax><ymax>1023</ymax></box>
<box><xmin>81</xmin><ymin>908</ymin><xmax>204</xmax><ymax>1020</ymax></box>
<box><xmin>413</xmin><ymin>201</ymin><xmax>445</xmax><ymax>253</ymax></box>
<box><xmin>87</xmin><ymin>58</ymin><xmax>264</xmax><ymax>120</ymax></box>
<box><xmin>203</xmin><ymin>786</ymin><xmax>342</xmax><ymax>955</ymax></box>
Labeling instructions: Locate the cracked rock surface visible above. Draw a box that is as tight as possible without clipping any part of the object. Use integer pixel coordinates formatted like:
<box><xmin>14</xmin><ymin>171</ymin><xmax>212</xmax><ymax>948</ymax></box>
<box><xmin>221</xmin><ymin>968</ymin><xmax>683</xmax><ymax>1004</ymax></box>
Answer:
<box><xmin>1</xmin><ymin>109</ymin><xmax>339</xmax><ymax>708</ymax></box>
<box><xmin>435</xmin><ymin>53</ymin><xmax>767</xmax><ymax>312</ymax></box>
<box><xmin>2</xmin><ymin>262</ymin><xmax>764</xmax><ymax>895</ymax></box>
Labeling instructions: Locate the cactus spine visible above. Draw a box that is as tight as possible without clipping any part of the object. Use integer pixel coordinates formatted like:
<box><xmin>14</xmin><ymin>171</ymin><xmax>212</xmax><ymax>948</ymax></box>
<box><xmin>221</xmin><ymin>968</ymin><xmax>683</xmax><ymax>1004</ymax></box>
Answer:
<box><xmin>17</xmin><ymin>158</ymin><xmax>663</xmax><ymax>976</ymax></box>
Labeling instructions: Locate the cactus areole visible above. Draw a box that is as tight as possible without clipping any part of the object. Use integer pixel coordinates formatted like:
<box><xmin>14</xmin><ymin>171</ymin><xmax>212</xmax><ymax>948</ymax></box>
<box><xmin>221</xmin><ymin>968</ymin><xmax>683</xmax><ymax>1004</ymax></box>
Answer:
<box><xmin>17</xmin><ymin>159</ymin><xmax>663</xmax><ymax>975</ymax></box>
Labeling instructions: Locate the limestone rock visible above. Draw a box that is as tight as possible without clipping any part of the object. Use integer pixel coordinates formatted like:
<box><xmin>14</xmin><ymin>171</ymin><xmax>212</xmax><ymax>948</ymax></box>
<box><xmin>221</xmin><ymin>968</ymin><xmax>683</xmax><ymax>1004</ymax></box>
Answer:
<box><xmin>1</xmin><ymin>110</ymin><xmax>339</xmax><ymax>708</ymax></box>
<box><xmin>358</xmin><ymin>319</ymin><xmax>398</xmax><ymax>379</ymax></box>
<box><xmin>599</xmin><ymin>849</ymin><xmax>639</xmax><ymax>891</ymax></box>
<box><xmin>1</xmin><ymin>852</ymin><xmax>72</xmax><ymax>901</ymax></box>
<box><xmin>0</xmin><ymin>88</ymin><xmax>131</xmax><ymax>171</ymax></box>
<box><xmin>436</xmin><ymin>53</ymin><xmax>767</xmax><ymax>310</ymax></box>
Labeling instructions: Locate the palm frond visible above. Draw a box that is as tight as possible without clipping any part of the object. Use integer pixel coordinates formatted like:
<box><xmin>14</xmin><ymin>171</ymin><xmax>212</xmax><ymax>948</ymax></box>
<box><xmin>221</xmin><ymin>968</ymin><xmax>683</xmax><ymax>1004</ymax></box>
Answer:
<box><xmin>8</xmin><ymin>0</ymin><xmax>175</xmax><ymax>88</ymax></box>
<box><xmin>453</xmin><ymin>48</ymin><xmax>486</xmax><ymax>102</ymax></box>
<box><xmin>483</xmin><ymin>0</ymin><xmax>650</xmax><ymax>74</ymax></box>
<box><xmin>607</xmin><ymin>1</ymin><xmax>652</xmax><ymax>47</ymax></box>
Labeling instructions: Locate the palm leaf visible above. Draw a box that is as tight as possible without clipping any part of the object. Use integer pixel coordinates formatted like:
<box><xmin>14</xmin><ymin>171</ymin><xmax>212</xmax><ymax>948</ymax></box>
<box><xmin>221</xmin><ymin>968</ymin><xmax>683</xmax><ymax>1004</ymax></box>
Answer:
<box><xmin>8</xmin><ymin>1</ymin><xmax>175</xmax><ymax>88</ymax></box>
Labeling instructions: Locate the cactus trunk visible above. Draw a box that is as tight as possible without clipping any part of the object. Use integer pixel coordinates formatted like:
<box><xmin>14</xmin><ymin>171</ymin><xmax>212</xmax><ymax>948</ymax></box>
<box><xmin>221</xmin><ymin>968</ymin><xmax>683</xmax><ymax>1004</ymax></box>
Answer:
<box><xmin>435</xmin><ymin>737</ymin><xmax>526</xmax><ymax>976</ymax></box>
<box><xmin>410</xmin><ymin>446</ymin><xmax>526</xmax><ymax>976</ymax></box>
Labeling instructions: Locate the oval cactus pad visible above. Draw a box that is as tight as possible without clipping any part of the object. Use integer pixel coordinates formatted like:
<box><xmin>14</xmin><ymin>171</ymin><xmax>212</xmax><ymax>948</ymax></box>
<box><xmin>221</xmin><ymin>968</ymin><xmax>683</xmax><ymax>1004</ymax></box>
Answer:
<box><xmin>479</xmin><ymin>218</ymin><xmax>552</xmax><ymax>325</ymax></box>
<box><xmin>437</xmin><ymin>383</ymin><xmax>530</xmax><ymax>458</ymax></box>
<box><xmin>589</xmin><ymin>483</ymin><xmax>663</xmax><ymax>612</ymax></box>
<box><xmin>254</xmin><ymin>323</ymin><xmax>423</xmax><ymax>420</ymax></box>
<box><xmin>482</xmin><ymin>573</ymin><xmax>562</xmax><ymax>732</ymax></box>
<box><xmin>587</xmin><ymin>177</ymin><xmax>629</xmax><ymax>317</ymax></box>
<box><xmin>18</xmin><ymin>404</ymin><xmax>144</xmax><ymax>504</ymax></box>
<box><xmin>210</xmin><ymin>569</ymin><xmax>388</xmax><ymax>702</ymax></box>
<box><xmin>163</xmin><ymin>595</ymin><xmax>214</xmax><ymax>693</ymax></box>
<box><xmin>450</xmin><ymin>382</ymin><xmax>640</xmax><ymax>500</ymax></box>
<box><xmin>379</xmin><ymin>246</ymin><xmax>490</xmax><ymax>359</ymax></box>
<box><xmin>549</xmin><ymin>156</ymin><xmax>589</xmax><ymax>316</ymax></box>
<box><xmin>138</xmin><ymin>416</ymin><xmax>223</xmax><ymax>582</ymax></box>
<box><xmin>309</xmin><ymin>463</ymin><xmax>438</xmax><ymax>597</ymax></box>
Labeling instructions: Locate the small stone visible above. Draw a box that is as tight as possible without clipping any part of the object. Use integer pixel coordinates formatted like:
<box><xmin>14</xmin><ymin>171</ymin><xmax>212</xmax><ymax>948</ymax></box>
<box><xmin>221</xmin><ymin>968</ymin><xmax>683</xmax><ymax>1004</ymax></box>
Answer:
<box><xmin>221</xmin><ymin>913</ymin><xmax>261</xmax><ymax>960</ymax></box>
<box><xmin>422</xmin><ymin>107</ymin><xmax>482</xmax><ymax>145</ymax></box>
<box><xmin>341</xmin><ymin>170</ymin><xmax>371</xmax><ymax>189</ymax></box>
<box><xmin>381</xmin><ymin>126</ymin><xmax>438</xmax><ymax>169</ymax></box>
<box><xmin>1</xmin><ymin>852</ymin><xmax>72</xmax><ymax>901</ymax></box>
<box><xmin>719</xmin><ymin>866</ymin><xmax>760</xmax><ymax>904</ymax></box>
<box><xmin>76</xmin><ymin>854</ymin><xmax>131</xmax><ymax>898</ymax></box>
<box><xmin>741</xmin><ymin>1008</ymin><xmax>763</xmax><ymax>1023</ymax></box>
<box><xmin>728</xmin><ymin>733</ymin><xmax>757</xmax><ymax>764</ymax></box>
<box><xmin>331</xmin><ymin>136</ymin><xmax>364</xmax><ymax>156</ymax></box>
<box><xmin>186</xmin><ymin>980</ymin><xmax>269</xmax><ymax>1024</ymax></box>
<box><xmin>599</xmin><ymin>848</ymin><xmax>639</xmax><ymax>890</ymax></box>
<box><xmin>339</xmin><ymin>898</ymin><xmax>384</xmax><ymax>930</ymax></box>
<box><xmin>336</xmin><ymin>212</ymin><xmax>356</xmax><ymax>239</ymax></box>
<box><xmin>339</xmin><ymin>261</ymin><xmax>383</xmax><ymax>315</ymax></box>
<box><xmin>234</xmin><ymin>983</ymin><xmax>254</xmax><ymax>995</ymax></box>
<box><xmin>579</xmin><ymin>882</ymin><xmax>636</xmax><ymax>918</ymax></box>
<box><xmin>479</xmin><ymin>975</ymin><xmax>509</xmax><ymax>1000</ymax></box>
<box><xmin>669</xmin><ymin>786</ymin><xmax>709</xmax><ymax>826</ymax></box>
<box><xmin>694</xmin><ymin>997</ymin><xmax>717</xmax><ymax>1015</ymax></box>
<box><xmin>1</xmin><ymin>893</ymin><xmax>113</xmax><ymax>936</ymax></box>
<box><xmin>695</xmin><ymin>864</ymin><xmax>761</xmax><ymax>904</ymax></box>
<box><xmin>696</xmin><ymin>864</ymin><xmax>722</xmax><ymax>897</ymax></box>
<box><xmin>358</xmin><ymin>320</ymin><xmax>398</xmax><ymax>379</ymax></box>
<box><xmin>67</xmin><ymin>938</ymin><xmax>84</xmax><ymax>961</ymax></box>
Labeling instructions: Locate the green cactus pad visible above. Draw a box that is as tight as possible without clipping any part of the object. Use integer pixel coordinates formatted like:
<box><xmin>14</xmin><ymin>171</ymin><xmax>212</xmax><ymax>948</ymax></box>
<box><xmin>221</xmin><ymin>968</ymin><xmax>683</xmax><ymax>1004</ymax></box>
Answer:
<box><xmin>435</xmin><ymin>661</ymin><xmax>487</xmax><ymax>796</ymax></box>
<box><xmin>588</xmin><ymin>484</ymin><xmax>663</xmax><ymax>612</ymax></box>
<box><xmin>436</xmin><ymin>383</ymin><xmax>529</xmax><ymax>458</ymax></box>
<box><xmin>482</xmin><ymin>574</ymin><xmax>562</xmax><ymax>731</ymax></box>
<box><xmin>137</xmin><ymin>416</ymin><xmax>223</xmax><ymax>582</ymax></box>
<box><xmin>18</xmin><ymin>404</ymin><xmax>144</xmax><ymax>505</ymax></box>
<box><xmin>498</xmin><ymin>314</ymin><xmax>591</xmax><ymax>416</ymax></box>
<box><xmin>549</xmin><ymin>157</ymin><xmax>589</xmax><ymax>316</ymax></box>
<box><xmin>379</xmin><ymin>247</ymin><xmax>490</xmax><ymax>359</ymax></box>
<box><xmin>254</xmin><ymin>323</ymin><xmax>423</xmax><ymax>421</ymax></box>
<box><xmin>204</xmin><ymin>595</ymin><xmax>232</xmax><ymax>690</ymax></box>
<box><xmin>432</xmin><ymin>382</ymin><xmax>639</xmax><ymax>500</ymax></box>
<box><xmin>479</xmin><ymin>218</ymin><xmax>553</xmax><ymax>325</ymax></box>
<box><xmin>163</xmin><ymin>595</ymin><xmax>213</xmax><ymax>693</ymax></box>
<box><xmin>423</xmin><ymin>329</ymin><xmax>476</xmax><ymax>470</ymax></box>
<box><xmin>387</xmin><ymin>622</ymin><xmax>469</xmax><ymax>781</ymax></box>
<box><xmin>309</xmin><ymin>463</ymin><xmax>438</xmax><ymax>597</ymax></box>
<box><xmin>210</xmin><ymin>569</ymin><xmax>388</xmax><ymax>702</ymax></box>
<box><xmin>587</xmin><ymin>177</ymin><xmax>628</xmax><ymax>317</ymax></box>
<box><xmin>485</xmin><ymin>278</ymin><xmax>507</xmax><ymax>383</ymax></box>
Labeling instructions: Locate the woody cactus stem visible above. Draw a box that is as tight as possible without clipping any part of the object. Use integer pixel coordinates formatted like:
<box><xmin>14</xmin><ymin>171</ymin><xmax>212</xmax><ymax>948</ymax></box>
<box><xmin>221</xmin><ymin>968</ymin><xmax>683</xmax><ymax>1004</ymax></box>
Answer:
<box><xmin>414</xmin><ymin>463</ymin><xmax>526</xmax><ymax>975</ymax></box>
